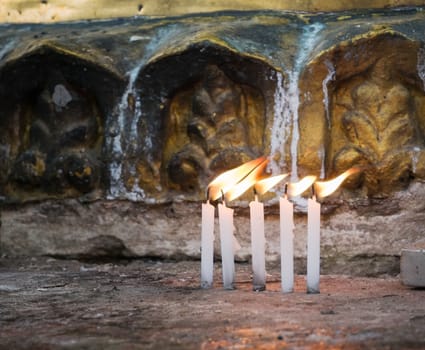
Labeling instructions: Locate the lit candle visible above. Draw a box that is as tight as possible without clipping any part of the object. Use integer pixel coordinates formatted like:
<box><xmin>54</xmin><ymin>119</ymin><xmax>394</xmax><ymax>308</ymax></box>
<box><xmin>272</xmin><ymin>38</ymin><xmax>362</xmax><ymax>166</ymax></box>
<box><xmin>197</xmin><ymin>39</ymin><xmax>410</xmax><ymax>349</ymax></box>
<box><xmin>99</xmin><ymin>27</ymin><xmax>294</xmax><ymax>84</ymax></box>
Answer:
<box><xmin>252</xmin><ymin>174</ymin><xmax>288</xmax><ymax>292</ymax></box>
<box><xmin>285</xmin><ymin>175</ymin><xmax>316</xmax><ymax>293</ymax></box>
<box><xmin>249</xmin><ymin>194</ymin><xmax>266</xmax><ymax>291</ymax></box>
<box><xmin>201</xmin><ymin>198</ymin><xmax>215</xmax><ymax>289</ymax></box>
<box><xmin>218</xmin><ymin>200</ymin><xmax>235</xmax><ymax>289</ymax></box>
<box><xmin>222</xmin><ymin>160</ymin><xmax>269</xmax><ymax>290</ymax></box>
<box><xmin>207</xmin><ymin>157</ymin><xmax>267</xmax><ymax>202</ymax></box>
<box><xmin>307</xmin><ymin>168</ymin><xmax>359</xmax><ymax>294</ymax></box>
<box><xmin>280</xmin><ymin>190</ymin><xmax>294</xmax><ymax>293</ymax></box>
<box><xmin>307</xmin><ymin>190</ymin><xmax>321</xmax><ymax>294</ymax></box>
<box><xmin>206</xmin><ymin>157</ymin><xmax>267</xmax><ymax>290</ymax></box>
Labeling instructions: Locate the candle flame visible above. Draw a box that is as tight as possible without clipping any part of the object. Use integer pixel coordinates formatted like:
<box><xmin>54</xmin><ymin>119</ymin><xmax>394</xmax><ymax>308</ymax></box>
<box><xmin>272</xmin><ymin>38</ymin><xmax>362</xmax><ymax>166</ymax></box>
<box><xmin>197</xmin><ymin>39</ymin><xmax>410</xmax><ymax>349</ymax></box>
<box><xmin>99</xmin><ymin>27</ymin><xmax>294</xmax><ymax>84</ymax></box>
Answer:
<box><xmin>315</xmin><ymin>168</ymin><xmax>359</xmax><ymax>198</ymax></box>
<box><xmin>287</xmin><ymin>175</ymin><xmax>317</xmax><ymax>197</ymax></box>
<box><xmin>254</xmin><ymin>173</ymin><xmax>289</xmax><ymax>195</ymax></box>
<box><xmin>224</xmin><ymin>161</ymin><xmax>268</xmax><ymax>202</ymax></box>
<box><xmin>208</xmin><ymin>156</ymin><xmax>267</xmax><ymax>201</ymax></box>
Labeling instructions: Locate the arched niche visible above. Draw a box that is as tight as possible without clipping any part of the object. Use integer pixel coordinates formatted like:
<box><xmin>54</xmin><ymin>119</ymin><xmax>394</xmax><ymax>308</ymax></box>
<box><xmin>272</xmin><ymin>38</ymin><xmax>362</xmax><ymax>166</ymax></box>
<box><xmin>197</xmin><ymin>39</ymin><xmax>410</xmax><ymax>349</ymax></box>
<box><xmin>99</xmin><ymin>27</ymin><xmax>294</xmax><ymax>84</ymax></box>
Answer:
<box><xmin>0</xmin><ymin>43</ymin><xmax>124</xmax><ymax>202</ymax></box>
<box><xmin>298</xmin><ymin>31</ymin><xmax>425</xmax><ymax>197</ymax></box>
<box><xmin>131</xmin><ymin>42</ymin><xmax>280</xmax><ymax>199</ymax></box>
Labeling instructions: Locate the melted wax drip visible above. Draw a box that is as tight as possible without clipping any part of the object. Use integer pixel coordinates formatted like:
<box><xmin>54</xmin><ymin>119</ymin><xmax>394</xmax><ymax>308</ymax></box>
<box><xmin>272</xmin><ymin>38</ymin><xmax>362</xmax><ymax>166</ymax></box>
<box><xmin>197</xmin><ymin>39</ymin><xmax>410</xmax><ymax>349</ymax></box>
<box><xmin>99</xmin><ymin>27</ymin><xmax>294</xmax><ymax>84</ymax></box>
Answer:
<box><xmin>412</xmin><ymin>146</ymin><xmax>421</xmax><ymax>174</ymax></box>
<box><xmin>322</xmin><ymin>59</ymin><xmax>335</xmax><ymax>129</ymax></box>
<box><xmin>319</xmin><ymin>144</ymin><xmax>326</xmax><ymax>179</ymax></box>
<box><xmin>317</xmin><ymin>59</ymin><xmax>336</xmax><ymax>180</ymax></box>
<box><xmin>418</xmin><ymin>47</ymin><xmax>425</xmax><ymax>91</ymax></box>
<box><xmin>270</xmin><ymin>23</ymin><xmax>325</xmax><ymax>182</ymax></box>
<box><xmin>270</xmin><ymin>71</ymin><xmax>290</xmax><ymax>176</ymax></box>
<box><xmin>107</xmin><ymin>27</ymin><xmax>177</xmax><ymax>200</ymax></box>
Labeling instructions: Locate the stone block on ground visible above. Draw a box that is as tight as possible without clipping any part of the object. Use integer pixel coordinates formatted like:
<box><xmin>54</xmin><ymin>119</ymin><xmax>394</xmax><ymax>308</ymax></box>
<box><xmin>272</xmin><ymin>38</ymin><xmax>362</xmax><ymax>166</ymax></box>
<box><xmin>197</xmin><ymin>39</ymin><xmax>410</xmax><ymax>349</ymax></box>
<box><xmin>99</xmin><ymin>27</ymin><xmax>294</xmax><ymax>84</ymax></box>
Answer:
<box><xmin>400</xmin><ymin>239</ymin><xmax>425</xmax><ymax>287</ymax></box>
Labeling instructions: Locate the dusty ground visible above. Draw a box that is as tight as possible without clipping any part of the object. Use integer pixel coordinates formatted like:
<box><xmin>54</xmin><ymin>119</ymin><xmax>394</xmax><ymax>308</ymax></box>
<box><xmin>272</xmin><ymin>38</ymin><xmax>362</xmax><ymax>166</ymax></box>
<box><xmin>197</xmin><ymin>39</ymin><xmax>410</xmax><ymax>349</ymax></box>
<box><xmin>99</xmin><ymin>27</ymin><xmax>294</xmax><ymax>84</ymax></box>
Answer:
<box><xmin>0</xmin><ymin>257</ymin><xmax>424</xmax><ymax>350</ymax></box>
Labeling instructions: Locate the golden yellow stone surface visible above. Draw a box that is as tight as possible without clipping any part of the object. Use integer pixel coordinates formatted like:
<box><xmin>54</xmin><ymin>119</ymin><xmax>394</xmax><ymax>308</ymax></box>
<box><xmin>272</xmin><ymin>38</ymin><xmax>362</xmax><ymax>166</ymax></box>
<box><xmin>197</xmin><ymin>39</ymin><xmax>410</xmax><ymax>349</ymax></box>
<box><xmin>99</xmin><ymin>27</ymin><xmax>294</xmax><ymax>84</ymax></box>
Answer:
<box><xmin>298</xmin><ymin>29</ymin><xmax>425</xmax><ymax>196</ymax></box>
<box><xmin>1</xmin><ymin>0</ymin><xmax>425</xmax><ymax>23</ymax></box>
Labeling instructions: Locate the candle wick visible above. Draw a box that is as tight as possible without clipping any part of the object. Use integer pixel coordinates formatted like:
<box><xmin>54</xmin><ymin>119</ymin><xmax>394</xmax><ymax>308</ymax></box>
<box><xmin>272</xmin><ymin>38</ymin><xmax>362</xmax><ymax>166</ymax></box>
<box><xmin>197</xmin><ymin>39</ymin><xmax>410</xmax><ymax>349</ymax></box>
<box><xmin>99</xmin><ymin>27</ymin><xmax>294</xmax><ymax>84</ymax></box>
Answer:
<box><xmin>253</xmin><ymin>186</ymin><xmax>259</xmax><ymax>202</ymax></box>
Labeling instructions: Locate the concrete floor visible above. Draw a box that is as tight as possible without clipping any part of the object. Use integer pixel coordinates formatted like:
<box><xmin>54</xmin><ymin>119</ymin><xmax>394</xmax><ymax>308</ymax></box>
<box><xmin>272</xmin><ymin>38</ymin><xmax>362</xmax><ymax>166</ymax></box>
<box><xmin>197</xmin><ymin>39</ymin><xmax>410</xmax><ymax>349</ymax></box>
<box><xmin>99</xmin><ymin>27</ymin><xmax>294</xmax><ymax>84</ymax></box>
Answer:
<box><xmin>0</xmin><ymin>257</ymin><xmax>424</xmax><ymax>349</ymax></box>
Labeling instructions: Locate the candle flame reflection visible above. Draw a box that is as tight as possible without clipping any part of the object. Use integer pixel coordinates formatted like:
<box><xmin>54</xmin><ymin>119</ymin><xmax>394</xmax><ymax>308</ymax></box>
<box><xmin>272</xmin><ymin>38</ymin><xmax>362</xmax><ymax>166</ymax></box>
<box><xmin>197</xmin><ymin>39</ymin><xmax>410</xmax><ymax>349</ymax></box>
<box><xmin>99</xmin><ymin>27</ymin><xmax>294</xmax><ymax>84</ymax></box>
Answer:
<box><xmin>287</xmin><ymin>175</ymin><xmax>317</xmax><ymax>197</ymax></box>
<box><xmin>315</xmin><ymin>168</ymin><xmax>359</xmax><ymax>198</ymax></box>
<box><xmin>208</xmin><ymin>157</ymin><xmax>267</xmax><ymax>201</ymax></box>
<box><xmin>254</xmin><ymin>174</ymin><xmax>289</xmax><ymax>195</ymax></box>
<box><xmin>224</xmin><ymin>161</ymin><xmax>268</xmax><ymax>202</ymax></box>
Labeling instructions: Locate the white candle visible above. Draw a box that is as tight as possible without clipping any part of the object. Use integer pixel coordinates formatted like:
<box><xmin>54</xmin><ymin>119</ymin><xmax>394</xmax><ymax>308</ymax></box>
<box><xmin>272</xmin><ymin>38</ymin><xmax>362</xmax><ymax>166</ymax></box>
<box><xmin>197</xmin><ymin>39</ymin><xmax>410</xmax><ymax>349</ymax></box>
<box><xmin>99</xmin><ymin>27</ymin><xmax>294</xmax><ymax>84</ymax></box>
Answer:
<box><xmin>201</xmin><ymin>200</ymin><xmax>215</xmax><ymax>289</ymax></box>
<box><xmin>307</xmin><ymin>195</ymin><xmax>321</xmax><ymax>294</ymax></box>
<box><xmin>280</xmin><ymin>194</ymin><xmax>295</xmax><ymax>293</ymax></box>
<box><xmin>249</xmin><ymin>195</ymin><xmax>266</xmax><ymax>291</ymax></box>
<box><xmin>218</xmin><ymin>202</ymin><xmax>235</xmax><ymax>289</ymax></box>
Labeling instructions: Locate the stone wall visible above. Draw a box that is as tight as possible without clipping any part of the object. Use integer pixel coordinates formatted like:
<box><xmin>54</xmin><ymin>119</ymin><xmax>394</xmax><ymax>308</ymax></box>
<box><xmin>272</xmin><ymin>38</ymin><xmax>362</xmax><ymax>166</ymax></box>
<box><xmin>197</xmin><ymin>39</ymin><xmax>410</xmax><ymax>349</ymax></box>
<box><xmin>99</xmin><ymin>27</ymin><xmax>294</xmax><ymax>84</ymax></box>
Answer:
<box><xmin>1</xmin><ymin>7</ymin><xmax>425</xmax><ymax>275</ymax></box>
<box><xmin>2</xmin><ymin>0</ymin><xmax>425</xmax><ymax>22</ymax></box>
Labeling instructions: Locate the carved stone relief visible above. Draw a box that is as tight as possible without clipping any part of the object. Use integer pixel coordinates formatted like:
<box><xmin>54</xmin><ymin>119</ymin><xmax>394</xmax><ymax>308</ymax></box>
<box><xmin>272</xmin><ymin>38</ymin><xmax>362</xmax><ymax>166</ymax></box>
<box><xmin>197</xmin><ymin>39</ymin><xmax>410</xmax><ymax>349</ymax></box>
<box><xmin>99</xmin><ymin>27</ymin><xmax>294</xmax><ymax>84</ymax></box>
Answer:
<box><xmin>0</xmin><ymin>46</ymin><xmax>122</xmax><ymax>202</ymax></box>
<box><xmin>330</xmin><ymin>54</ymin><xmax>425</xmax><ymax>195</ymax></box>
<box><xmin>163</xmin><ymin>64</ymin><xmax>265</xmax><ymax>192</ymax></box>
<box><xmin>299</xmin><ymin>33</ymin><xmax>425</xmax><ymax>197</ymax></box>
<box><xmin>1</xmin><ymin>7</ymin><xmax>425</xmax><ymax>271</ymax></box>
<box><xmin>130</xmin><ymin>44</ymin><xmax>276</xmax><ymax>199</ymax></box>
<box><xmin>1</xmin><ymin>24</ymin><xmax>425</xmax><ymax>204</ymax></box>
<box><xmin>11</xmin><ymin>78</ymin><xmax>103</xmax><ymax>194</ymax></box>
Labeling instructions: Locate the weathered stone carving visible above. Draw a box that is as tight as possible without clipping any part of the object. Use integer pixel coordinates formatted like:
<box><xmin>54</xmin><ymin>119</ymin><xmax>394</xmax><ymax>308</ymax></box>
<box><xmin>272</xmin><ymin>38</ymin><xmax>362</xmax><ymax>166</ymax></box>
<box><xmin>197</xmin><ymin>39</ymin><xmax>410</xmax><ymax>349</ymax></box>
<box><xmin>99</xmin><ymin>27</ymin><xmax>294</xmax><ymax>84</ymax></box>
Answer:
<box><xmin>0</xmin><ymin>44</ymin><xmax>122</xmax><ymax>202</ymax></box>
<box><xmin>1</xmin><ymin>8</ymin><xmax>425</xmax><ymax>269</ymax></box>
<box><xmin>331</xmin><ymin>54</ymin><xmax>425</xmax><ymax>195</ymax></box>
<box><xmin>12</xmin><ymin>79</ymin><xmax>102</xmax><ymax>194</ymax></box>
<box><xmin>126</xmin><ymin>43</ymin><xmax>276</xmax><ymax>199</ymax></box>
<box><xmin>333</xmin><ymin>57</ymin><xmax>416</xmax><ymax>193</ymax></box>
<box><xmin>299</xmin><ymin>32</ymin><xmax>425</xmax><ymax>197</ymax></box>
<box><xmin>163</xmin><ymin>64</ymin><xmax>265</xmax><ymax>192</ymax></box>
<box><xmin>1</xmin><ymin>17</ymin><xmax>425</xmax><ymax>204</ymax></box>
